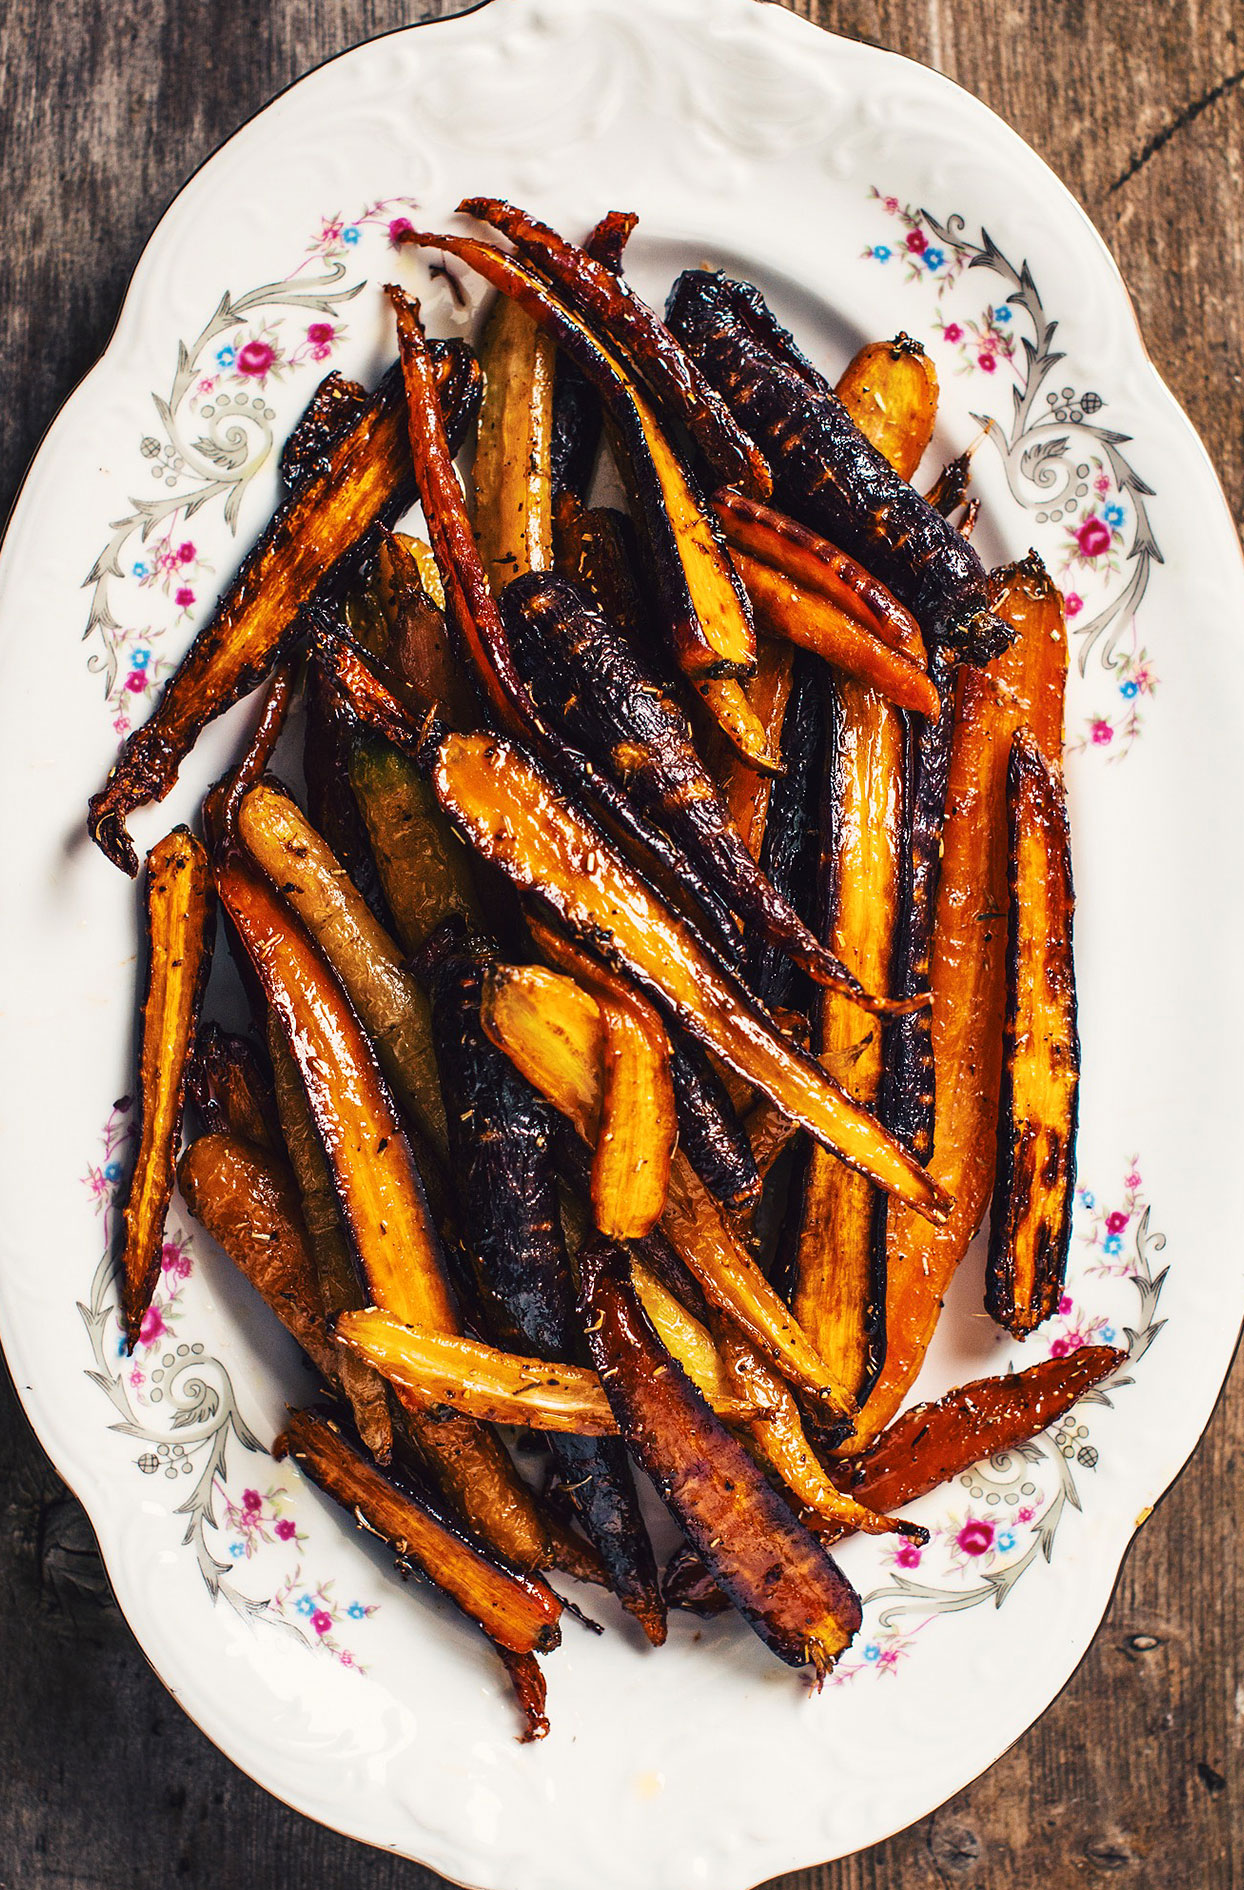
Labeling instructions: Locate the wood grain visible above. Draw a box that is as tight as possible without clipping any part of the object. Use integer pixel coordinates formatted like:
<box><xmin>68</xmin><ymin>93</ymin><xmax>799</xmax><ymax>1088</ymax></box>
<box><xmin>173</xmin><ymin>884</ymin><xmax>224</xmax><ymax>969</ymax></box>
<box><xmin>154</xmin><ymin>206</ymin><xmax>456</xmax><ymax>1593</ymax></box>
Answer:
<box><xmin>2</xmin><ymin>1</ymin><xmax>1242</xmax><ymax>1884</ymax></box>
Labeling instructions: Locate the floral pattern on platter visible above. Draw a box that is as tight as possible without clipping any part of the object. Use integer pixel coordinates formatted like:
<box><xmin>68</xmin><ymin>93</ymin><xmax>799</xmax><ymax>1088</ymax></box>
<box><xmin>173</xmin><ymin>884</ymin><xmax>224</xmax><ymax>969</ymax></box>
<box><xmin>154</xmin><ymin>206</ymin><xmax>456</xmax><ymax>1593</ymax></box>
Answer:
<box><xmin>865</xmin><ymin>189</ymin><xmax>1160</xmax><ymax>762</ymax></box>
<box><xmin>78</xmin><ymin>1100</ymin><xmax>378</xmax><ymax>1671</ymax></box>
<box><xmin>81</xmin><ymin>201</ymin><xmax>421</xmax><ymax>729</ymax></box>
<box><xmin>833</xmin><ymin>1162</ymin><xmax>1165</xmax><ymax>1684</ymax></box>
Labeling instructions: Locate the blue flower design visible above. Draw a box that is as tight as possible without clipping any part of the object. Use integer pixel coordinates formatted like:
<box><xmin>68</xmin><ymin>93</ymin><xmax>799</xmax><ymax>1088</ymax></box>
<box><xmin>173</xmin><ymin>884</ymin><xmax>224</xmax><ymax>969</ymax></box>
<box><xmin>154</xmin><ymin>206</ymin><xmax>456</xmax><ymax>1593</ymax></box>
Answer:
<box><xmin>923</xmin><ymin>247</ymin><xmax>945</xmax><ymax>270</ymax></box>
<box><xmin>1104</xmin><ymin>1233</ymin><xmax>1123</xmax><ymax>1256</ymax></box>
<box><xmin>215</xmin><ymin>344</ymin><xmax>236</xmax><ymax>368</ymax></box>
<box><xmin>343</xmin><ymin>226</ymin><xmax>361</xmax><ymax>245</ymax></box>
<box><xmin>1102</xmin><ymin>1326</ymin><xmax>1117</xmax><ymax>1342</ymax></box>
<box><xmin>104</xmin><ymin>1160</ymin><xmax>123</xmax><ymax>1183</ymax></box>
<box><xmin>1104</xmin><ymin>502</ymin><xmax>1125</xmax><ymax>528</ymax></box>
<box><xmin>131</xmin><ymin>648</ymin><xmax>150</xmax><ymax>670</ymax></box>
<box><xmin>993</xmin><ymin>305</ymin><xmax>1013</xmax><ymax>322</ymax></box>
<box><xmin>863</xmin><ymin>1642</ymin><xmax>880</xmax><ymax>1663</ymax></box>
<box><xmin>229</xmin><ymin>1541</ymin><xmax>245</xmax><ymax>1558</ymax></box>
<box><xmin>871</xmin><ymin>245</ymin><xmax>891</xmax><ymax>263</ymax></box>
<box><xmin>997</xmin><ymin>1530</ymin><xmax>1017</xmax><ymax>1553</ymax></box>
<box><xmin>295</xmin><ymin>1593</ymin><xmax>316</xmax><ymax>1618</ymax></box>
<box><xmin>1081</xmin><ymin>1190</ymin><xmax>1096</xmax><ymax>1210</ymax></box>
<box><xmin>1120</xmin><ymin>679</ymin><xmax>1139</xmax><ymax>700</ymax></box>
<box><xmin>131</xmin><ymin>561</ymin><xmax>149</xmax><ymax>579</ymax></box>
<box><xmin>347</xmin><ymin>1601</ymin><xmax>367</xmax><ymax>1620</ymax></box>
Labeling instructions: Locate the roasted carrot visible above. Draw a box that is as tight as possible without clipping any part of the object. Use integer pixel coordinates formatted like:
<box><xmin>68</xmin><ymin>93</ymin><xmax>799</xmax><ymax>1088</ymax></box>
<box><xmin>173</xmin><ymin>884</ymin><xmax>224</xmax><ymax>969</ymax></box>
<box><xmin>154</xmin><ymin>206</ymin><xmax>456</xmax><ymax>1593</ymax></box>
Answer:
<box><xmin>400</xmin><ymin>233</ymin><xmax>756</xmax><ymax>681</ymax></box>
<box><xmin>667</xmin><ymin>1035</ymin><xmax>760</xmax><ymax>1212</ymax></box>
<box><xmin>713</xmin><ymin>639</ymin><xmax>795</xmax><ymax>861</ymax></box>
<box><xmin>693</xmin><ymin>674</ymin><xmax>784</xmax><ymax>773</ymax></box>
<box><xmin>433</xmin><ymin>730</ymin><xmax>946</xmax><ymax>1215</ymax></box>
<box><xmin>337</xmin><ymin>1310</ymin><xmax>766</xmax><ymax>1433</ymax></box>
<box><xmin>375</xmin><ymin>530</ymin><xmax>480</xmax><ymax>727</ymax></box>
<box><xmin>88</xmin><ymin>344</ymin><xmax>479</xmax><ymax>873</ymax></box>
<box><xmin>711</xmin><ymin>490</ymin><xmax>925</xmax><ymax>661</ymax></box>
<box><xmin>843</xmin><ymin>556</ymin><xmax>1069</xmax><ymax>1450</ymax></box>
<box><xmin>388</xmin><ymin>284</ymin><xmax>537</xmax><ymax>734</ymax></box>
<box><xmin>667</xmin><ymin>270</ymin><xmax>1007</xmax><ymax>662</ymax></box>
<box><xmin>501</xmin><ymin>569</ymin><xmax>897</xmax><ymax>1008</ymax></box>
<box><xmin>237</xmin><ymin>781</ymin><xmax>450</xmax><ymax>1167</ymax></box>
<box><xmin>177</xmin><ymin>1132</ymin><xmax>340</xmax><ymax>1386</ymax></box>
<box><xmin>835</xmin><ymin>1346</ymin><xmax>1124</xmax><ymax>1516</ymax></box>
<box><xmin>118</xmin><ymin>828</ymin><xmax>215</xmax><ymax>1348</ymax></box>
<box><xmin>267</xmin><ymin>1017</ymin><xmax>394</xmax><ymax>1461</ymax></box>
<box><xmin>527</xmin><ymin>918</ymin><xmax>676</xmax><ymax>1240</ymax></box>
<box><xmin>473</xmin><ymin>290</ymin><xmax>557</xmax><ymax>591</ymax></box>
<box><xmin>791</xmin><ymin>665</ymin><xmax>906</xmax><ymax>1405</ymax></box>
<box><xmin>730</xmin><ymin>550</ymin><xmax>941</xmax><ymax>719</ymax></box>
<box><xmin>744</xmin><ymin>656</ymin><xmax>822</xmax><ymax>1013</ymax></box>
<box><xmin>214</xmin><ymin>841</ymin><xmax>553</xmax><ymax>1571</ymax></box>
<box><xmin>986</xmin><ymin>731</ymin><xmax>1079</xmax><ymax>1336</ymax></box>
<box><xmin>187</xmin><ymin>1022</ymin><xmax>280</xmax><ymax>1153</ymax></box>
<box><xmin>349</xmin><ymin>730</ymin><xmax>485</xmax><ymax>954</ymax></box>
<box><xmin>279</xmin><ymin>369</ymin><xmax>371</xmax><ymax>491</ymax></box>
<box><xmin>423</xmin><ymin>925</ymin><xmax>665</xmax><ymax>1637</ymax></box>
<box><xmin>579</xmin><ymin>1237</ymin><xmax>862</xmax><ymax>1676</ymax></box>
<box><xmin>834</xmin><ymin>335</ymin><xmax>938</xmax><ymax>481</ymax></box>
<box><xmin>458</xmin><ymin>197</ymin><xmax>772</xmax><ymax>497</ymax></box>
<box><xmin>275</xmin><ymin>1409</ymin><xmax>561</xmax><ymax>1740</ymax></box>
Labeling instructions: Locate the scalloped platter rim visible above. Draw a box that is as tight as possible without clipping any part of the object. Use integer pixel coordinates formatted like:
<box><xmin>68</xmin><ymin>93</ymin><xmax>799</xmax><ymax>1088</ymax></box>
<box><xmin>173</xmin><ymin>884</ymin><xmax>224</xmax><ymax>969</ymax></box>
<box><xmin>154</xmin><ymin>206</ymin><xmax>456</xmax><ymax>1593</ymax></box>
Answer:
<box><xmin>1</xmin><ymin>1</ymin><xmax>1243</xmax><ymax>1885</ymax></box>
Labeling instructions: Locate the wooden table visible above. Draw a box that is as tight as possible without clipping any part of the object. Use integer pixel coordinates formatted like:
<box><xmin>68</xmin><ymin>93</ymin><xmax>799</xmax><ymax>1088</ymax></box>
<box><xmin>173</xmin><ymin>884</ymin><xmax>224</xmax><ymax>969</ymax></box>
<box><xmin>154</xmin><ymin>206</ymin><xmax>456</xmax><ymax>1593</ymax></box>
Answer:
<box><xmin>2</xmin><ymin>3</ymin><xmax>1241</xmax><ymax>1883</ymax></box>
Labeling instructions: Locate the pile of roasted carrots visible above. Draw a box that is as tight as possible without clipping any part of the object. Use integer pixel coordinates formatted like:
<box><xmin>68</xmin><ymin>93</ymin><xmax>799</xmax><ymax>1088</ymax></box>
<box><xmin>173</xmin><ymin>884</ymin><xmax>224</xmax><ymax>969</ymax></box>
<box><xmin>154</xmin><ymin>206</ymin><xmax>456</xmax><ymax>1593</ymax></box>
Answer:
<box><xmin>98</xmin><ymin>200</ymin><xmax>1111</xmax><ymax>1737</ymax></box>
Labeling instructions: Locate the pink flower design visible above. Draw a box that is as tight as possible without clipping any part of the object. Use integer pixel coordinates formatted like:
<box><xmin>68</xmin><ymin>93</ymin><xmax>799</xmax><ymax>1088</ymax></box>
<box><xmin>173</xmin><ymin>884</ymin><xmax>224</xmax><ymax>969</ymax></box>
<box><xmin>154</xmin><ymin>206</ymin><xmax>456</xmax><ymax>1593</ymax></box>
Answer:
<box><xmin>1106</xmin><ymin>1210</ymin><xmax>1129</xmax><ymax>1235</ymax></box>
<box><xmin>1125</xmin><ymin>1170</ymin><xmax>1142</xmax><ymax>1189</ymax></box>
<box><xmin>161</xmin><ymin>1240</ymin><xmax>191</xmax><ymax>1278</ymax></box>
<box><xmin>905</xmin><ymin>229</ymin><xmax>926</xmax><ymax>253</ymax></box>
<box><xmin>242</xmin><ymin>1488</ymin><xmax>263</xmax><ymax>1515</ymax></box>
<box><xmin>1064</xmin><ymin>591</ymin><xmax>1083</xmax><ymax>618</ymax></box>
<box><xmin>1091</xmin><ymin>717</ymin><xmax>1114</xmax><ymax>746</ymax></box>
<box><xmin>1017</xmin><ymin>1506</ymin><xmax>1035</xmax><ymax>1524</ymax></box>
<box><xmin>307</xmin><ymin>322</ymin><xmax>334</xmax><ymax>346</ymax></box>
<box><xmin>978</xmin><ymin>351</ymin><xmax>997</xmax><ymax>372</ymax></box>
<box><xmin>956</xmin><ymin>1518</ymin><xmax>995</xmax><ymax>1557</ymax></box>
<box><xmin>125</xmin><ymin>671</ymin><xmax>146</xmax><ymax>692</ymax></box>
<box><xmin>895</xmin><ymin>1540</ymin><xmax>923</xmax><ymax>1569</ymax></box>
<box><xmin>1095</xmin><ymin>472</ymin><xmax>1111</xmax><ymax>494</ymax></box>
<box><xmin>1050</xmin><ymin>1337</ymin><xmax>1070</xmax><ymax>1357</ymax></box>
<box><xmin>340</xmin><ymin>1650</ymin><xmax>355</xmax><ymax>1667</ymax></box>
<box><xmin>883</xmin><ymin>196</ymin><xmax>899</xmax><ymax>213</ymax></box>
<box><xmin>311</xmin><ymin>1609</ymin><xmax>333</xmax><ymax>1637</ymax></box>
<box><xmin>388</xmin><ymin>216</ymin><xmax>414</xmax><ymax>245</ymax></box>
<box><xmin>943</xmin><ymin>322</ymin><xmax>962</xmax><ymax>342</ymax></box>
<box><xmin>113</xmin><ymin>715</ymin><xmax>131</xmax><ymax>735</ymax></box>
<box><xmin>128</xmin><ymin>1368</ymin><xmax>145</xmax><ymax>1388</ymax></box>
<box><xmin>196</xmin><ymin>377</ymin><xmax>216</xmax><ymax>395</ymax></box>
<box><xmin>137</xmin><ymin>1304</ymin><xmax>167</xmax><ymax>1347</ymax></box>
<box><xmin>176</xmin><ymin>541</ymin><xmax>196</xmax><ymax>564</ymax></box>
<box><xmin>1059</xmin><ymin>1294</ymin><xmax>1073</xmax><ymax>1314</ymax></box>
<box><xmin>175</xmin><ymin>586</ymin><xmax>195</xmax><ymax>609</ymax></box>
<box><xmin>1076</xmin><ymin>516</ymin><xmax>1112</xmax><ymax>559</ymax></box>
<box><xmin>275</xmin><ymin>1518</ymin><xmax>297</xmax><ymax>1542</ymax></box>
<box><xmin>236</xmin><ymin>339</ymin><xmax>276</xmax><ymax>378</ymax></box>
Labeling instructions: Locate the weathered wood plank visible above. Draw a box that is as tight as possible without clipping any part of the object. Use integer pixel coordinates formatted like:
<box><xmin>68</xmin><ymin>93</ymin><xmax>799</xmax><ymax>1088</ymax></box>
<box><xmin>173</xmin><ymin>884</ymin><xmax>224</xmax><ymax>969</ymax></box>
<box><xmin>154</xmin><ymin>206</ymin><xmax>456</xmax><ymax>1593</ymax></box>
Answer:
<box><xmin>1</xmin><ymin>1</ymin><xmax>1240</xmax><ymax>1885</ymax></box>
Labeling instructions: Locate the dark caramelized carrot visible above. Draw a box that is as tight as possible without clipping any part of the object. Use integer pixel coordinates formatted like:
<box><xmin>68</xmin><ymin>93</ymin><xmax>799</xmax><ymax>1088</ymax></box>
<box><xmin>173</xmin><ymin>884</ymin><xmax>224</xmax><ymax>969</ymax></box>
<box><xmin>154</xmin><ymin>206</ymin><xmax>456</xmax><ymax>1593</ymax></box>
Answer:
<box><xmin>711</xmin><ymin>490</ymin><xmax>925</xmax><ymax>661</ymax></box>
<box><xmin>118</xmin><ymin>828</ymin><xmax>214</xmax><ymax>1348</ymax></box>
<box><xmin>459</xmin><ymin>197</ymin><xmax>771</xmax><ymax>497</ymax></box>
<box><xmin>666</xmin><ymin>271</ymin><xmax>1008</xmax><ymax>662</ymax></box>
<box><xmin>501</xmin><ymin>569</ymin><xmax>900</xmax><ymax>1010</ymax></box>
<box><xmin>582</xmin><ymin>207</ymin><xmax>638</xmax><ymax>274</ymax></box>
<box><xmin>472</xmin><ymin>290</ymin><xmax>557</xmax><ymax>592</ymax></box>
<box><xmin>579</xmin><ymin>1237</ymin><xmax>861</xmax><ymax>1675</ymax></box>
<box><xmin>424</xmin><ymin>928</ymin><xmax>665</xmax><ymax>1638</ymax></box>
<box><xmin>88</xmin><ymin>344</ymin><xmax>479</xmax><ymax>874</ymax></box>
<box><xmin>986</xmin><ymin>731</ymin><xmax>1079</xmax><ymax>1336</ymax></box>
<box><xmin>388</xmin><ymin>285</ymin><xmax>536</xmax><ymax>734</ymax></box>
<box><xmin>836</xmin><ymin>1347</ymin><xmax>1123</xmax><ymax>1516</ymax></box>
<box><xmin>187</xmin><ymin>1022</ymin><xmax>280</xmax><ymax>1153</ymax></box>
<box><xmin>400</xmin><ymin>233</ymin><xmax>756</xmax><ymax>682</ymax></box>
<box><xmin>279</xmin><ymin>370</ymin><xmax>371</xmax><ymax>490</ymax></box>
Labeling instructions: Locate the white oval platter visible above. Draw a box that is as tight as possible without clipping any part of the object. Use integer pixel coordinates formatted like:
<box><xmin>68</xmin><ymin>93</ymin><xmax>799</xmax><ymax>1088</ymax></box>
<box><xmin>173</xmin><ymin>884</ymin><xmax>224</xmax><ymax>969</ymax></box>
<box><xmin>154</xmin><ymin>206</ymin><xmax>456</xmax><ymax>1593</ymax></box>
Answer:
<box><xmin>1</xmin><ymin>1</ymin><xmax>1242</xmax><ymax>1884</ymax></box>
